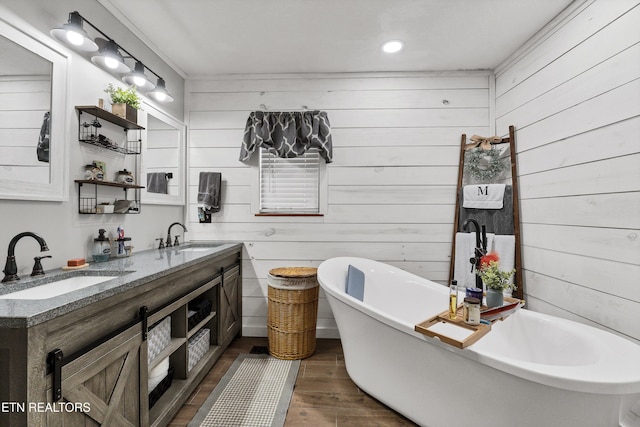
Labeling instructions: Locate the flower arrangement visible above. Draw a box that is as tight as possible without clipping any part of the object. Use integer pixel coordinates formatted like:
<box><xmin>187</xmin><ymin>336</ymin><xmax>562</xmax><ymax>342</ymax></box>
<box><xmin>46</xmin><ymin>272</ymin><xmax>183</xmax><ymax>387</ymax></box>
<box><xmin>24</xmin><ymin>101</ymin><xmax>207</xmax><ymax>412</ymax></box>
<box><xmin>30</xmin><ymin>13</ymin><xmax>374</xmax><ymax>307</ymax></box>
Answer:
<box><xmin>104</xmin><ymin>83</ymin><xmax>141</xmax><ymax>109</ymax></box>
<box><xmin>477</xmin><ymin>252</ymin><xmax>516</xmax><ymax>292</ymax></box>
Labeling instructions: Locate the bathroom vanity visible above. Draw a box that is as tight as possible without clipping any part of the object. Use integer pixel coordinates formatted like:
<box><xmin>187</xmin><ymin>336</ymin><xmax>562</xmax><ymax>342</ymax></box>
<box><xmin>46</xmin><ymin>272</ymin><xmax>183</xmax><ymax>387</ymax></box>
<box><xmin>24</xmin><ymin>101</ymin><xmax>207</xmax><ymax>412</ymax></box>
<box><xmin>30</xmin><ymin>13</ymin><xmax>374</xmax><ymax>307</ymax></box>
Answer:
<box><xmin>0</xmin><ymin>243</ymin><xmax>242</xmax><ymax>427</ymax></box>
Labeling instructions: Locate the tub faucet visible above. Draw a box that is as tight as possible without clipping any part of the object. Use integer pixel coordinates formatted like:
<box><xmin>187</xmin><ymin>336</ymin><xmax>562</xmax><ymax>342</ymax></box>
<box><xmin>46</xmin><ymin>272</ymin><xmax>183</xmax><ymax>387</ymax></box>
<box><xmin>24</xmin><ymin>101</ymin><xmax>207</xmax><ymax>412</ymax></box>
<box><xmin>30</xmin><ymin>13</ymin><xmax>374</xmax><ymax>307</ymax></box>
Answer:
<box><xmin>166</xmin><ymin>222</ymin><xmax>188</xmax><ymax>247</ymax></box>
<box><xmin>463</xmin><ymin>219</ymin><xmax>487</xmax><ymax>290</ymax></box>
<box><xmin>2</xmin><ymin>232</ymin><xmax>50</xmax><ymax>283</ymax></box>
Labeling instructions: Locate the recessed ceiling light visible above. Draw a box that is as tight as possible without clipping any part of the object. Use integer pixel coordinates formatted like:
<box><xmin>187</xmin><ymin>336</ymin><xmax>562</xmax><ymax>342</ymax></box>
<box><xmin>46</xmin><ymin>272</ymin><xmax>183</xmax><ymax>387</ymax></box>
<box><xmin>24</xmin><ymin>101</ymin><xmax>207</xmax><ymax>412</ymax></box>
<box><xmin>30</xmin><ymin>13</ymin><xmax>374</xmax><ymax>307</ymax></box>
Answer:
<box><xmin>382</xmin><ymin>40</ymin><xmax>404</xmax><ymax>53</ymax></box>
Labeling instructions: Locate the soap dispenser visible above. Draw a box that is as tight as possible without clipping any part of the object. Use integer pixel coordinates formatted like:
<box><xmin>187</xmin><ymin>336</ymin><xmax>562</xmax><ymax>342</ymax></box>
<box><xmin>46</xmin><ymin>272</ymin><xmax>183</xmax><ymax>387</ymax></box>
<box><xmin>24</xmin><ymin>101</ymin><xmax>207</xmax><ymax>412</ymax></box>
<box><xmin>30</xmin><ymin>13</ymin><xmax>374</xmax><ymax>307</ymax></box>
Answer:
<box><xmin>93</xmin><ymin>229</ymin><xmax>111</xmax><ymax>262</ymax></box>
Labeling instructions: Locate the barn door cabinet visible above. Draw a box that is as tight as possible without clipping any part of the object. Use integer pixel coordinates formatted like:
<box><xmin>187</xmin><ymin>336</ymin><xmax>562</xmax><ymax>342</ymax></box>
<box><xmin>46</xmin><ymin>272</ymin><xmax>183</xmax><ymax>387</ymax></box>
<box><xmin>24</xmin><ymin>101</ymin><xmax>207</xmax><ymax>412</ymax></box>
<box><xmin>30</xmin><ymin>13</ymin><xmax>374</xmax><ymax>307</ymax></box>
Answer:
<box><xmin>0</xmin><ymin>246</ymin><xmax>242</xmax><ymax>427</ymax></box>
<box><xmin>219</xmin><ymin>264</ymin><xmax>241</xmax><ymax>343</ymax></box>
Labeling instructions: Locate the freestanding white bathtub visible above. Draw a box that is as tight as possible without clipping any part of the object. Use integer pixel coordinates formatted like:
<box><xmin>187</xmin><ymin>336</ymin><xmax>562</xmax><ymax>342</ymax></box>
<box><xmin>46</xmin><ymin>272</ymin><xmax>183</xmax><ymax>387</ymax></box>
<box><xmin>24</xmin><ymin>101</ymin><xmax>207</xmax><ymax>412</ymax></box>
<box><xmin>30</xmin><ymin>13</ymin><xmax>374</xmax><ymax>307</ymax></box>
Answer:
<box><xmin>317</xmin><ymin>257</ymin><xmax>640</xmax><ymax>427</ymax></box>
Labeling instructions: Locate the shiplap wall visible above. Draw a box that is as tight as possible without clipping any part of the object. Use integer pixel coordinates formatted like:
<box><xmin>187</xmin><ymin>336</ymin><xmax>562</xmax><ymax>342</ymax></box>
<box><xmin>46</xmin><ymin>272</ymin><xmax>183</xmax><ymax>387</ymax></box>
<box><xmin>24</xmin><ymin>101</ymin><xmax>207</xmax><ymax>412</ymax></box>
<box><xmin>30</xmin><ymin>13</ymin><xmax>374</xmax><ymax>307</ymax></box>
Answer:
<box><xmin>0</xmin><ymin>77</ymin><xmax>50</xmax><ymax>182</ymax></box>
<box><xmin>187</xmin><ymin>73</ymin><xmax>491</xmax><ymax>337</ymax></box>
<box><xmin>495</xmin><ymin>0</ymin><xmax>640</xmax><ymax>345</ymax></box>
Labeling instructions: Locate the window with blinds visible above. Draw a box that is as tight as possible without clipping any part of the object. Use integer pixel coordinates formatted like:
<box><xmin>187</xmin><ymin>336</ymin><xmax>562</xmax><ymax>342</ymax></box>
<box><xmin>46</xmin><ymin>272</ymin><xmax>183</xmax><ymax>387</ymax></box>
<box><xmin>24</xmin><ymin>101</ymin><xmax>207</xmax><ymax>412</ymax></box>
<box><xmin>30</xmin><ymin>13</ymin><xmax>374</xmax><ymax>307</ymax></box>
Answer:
<box><xmin>259</xmin><ymin>148</ymin><xmax>320</xmax><ymax>213</ymax></box>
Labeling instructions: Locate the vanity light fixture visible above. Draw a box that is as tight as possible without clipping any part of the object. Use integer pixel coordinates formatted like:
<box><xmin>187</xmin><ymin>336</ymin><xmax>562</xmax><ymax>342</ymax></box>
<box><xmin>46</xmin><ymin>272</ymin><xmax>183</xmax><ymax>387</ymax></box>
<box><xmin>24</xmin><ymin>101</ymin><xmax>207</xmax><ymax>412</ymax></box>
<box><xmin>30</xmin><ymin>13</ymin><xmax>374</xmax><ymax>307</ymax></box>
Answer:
<box><xmin>122</xmin><ymin>61</ymin><xmax>155</xmax><ymax>90</ymax></box>
<box><xmin>91</xmin><ymin>39</ymin><xmax>131</xmax><ymax>73</ymax></box>
<box><xmin>50</xmin><ymin>11</ymin><xmax>173</xmax><ymax>102</ymax></box>
<box><xmin>382</xmin><ymin>40</ymin><xmax>404</xmax><ymax>53</ymax></box>
<box><xmin>147</xmin><ymin>78</ymin><xmax>174</xmax><ymax>103</ymax></box>
<box><xmin>50</xmin><ymin>11</ymin><xmax>98</xmax><ymax>52</ymax></box>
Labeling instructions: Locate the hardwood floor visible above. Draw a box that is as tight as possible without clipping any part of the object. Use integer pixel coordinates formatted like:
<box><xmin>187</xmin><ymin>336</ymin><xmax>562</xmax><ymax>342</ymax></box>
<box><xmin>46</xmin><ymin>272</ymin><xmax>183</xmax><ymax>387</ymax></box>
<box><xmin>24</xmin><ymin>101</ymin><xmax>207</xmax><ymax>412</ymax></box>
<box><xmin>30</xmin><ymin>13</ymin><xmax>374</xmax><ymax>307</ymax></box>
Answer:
<box><xmin>168</xmin><ymin>336</ymin><xmax>417</xmax><ymax>426</ymax></box>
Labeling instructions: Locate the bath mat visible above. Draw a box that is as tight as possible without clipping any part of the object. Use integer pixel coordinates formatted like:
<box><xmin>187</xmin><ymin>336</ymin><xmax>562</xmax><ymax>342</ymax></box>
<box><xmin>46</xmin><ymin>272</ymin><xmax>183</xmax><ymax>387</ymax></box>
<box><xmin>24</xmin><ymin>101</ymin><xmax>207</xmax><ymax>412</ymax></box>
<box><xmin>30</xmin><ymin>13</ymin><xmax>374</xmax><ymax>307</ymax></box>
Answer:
<box><xmin>188</xmin><ymin>354</ymin><xmax>300</xmax><ymax>427</ymax></box>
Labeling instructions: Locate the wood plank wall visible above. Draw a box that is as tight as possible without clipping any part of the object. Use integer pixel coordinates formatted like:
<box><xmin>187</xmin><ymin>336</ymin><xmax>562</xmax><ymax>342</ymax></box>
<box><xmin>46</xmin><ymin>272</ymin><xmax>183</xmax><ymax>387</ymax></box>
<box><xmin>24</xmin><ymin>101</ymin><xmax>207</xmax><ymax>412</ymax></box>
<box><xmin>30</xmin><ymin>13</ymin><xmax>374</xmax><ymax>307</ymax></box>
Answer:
<box><xmin>495</xmin><ymin>0</ymin><xmax>640</xmax><ymax>345</ymax></box>
<box><xmin>186</xmin><ymin>73</ymin><xmax>491</xmax><ymax>337</ymax></box>
<box><xmin>0</xmin><ymin>77</ymin><xmax>50</xmax><ymax>182</ymax></box>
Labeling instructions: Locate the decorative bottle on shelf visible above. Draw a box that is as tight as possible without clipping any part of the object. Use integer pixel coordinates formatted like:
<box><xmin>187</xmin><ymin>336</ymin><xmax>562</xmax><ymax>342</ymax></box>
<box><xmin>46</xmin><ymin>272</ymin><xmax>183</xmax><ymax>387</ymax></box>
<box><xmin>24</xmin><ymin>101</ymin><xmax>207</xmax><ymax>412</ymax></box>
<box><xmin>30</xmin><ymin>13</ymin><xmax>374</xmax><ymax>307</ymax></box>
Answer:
<box><xmin>449</xmin><ymin>280</ymin><xmax>458</xmax><ymax>319</ymax></box>
<box><xmin>116</xmin><ymin>169</ymin><xmax>134</xmax><ymax>184</ymax></box>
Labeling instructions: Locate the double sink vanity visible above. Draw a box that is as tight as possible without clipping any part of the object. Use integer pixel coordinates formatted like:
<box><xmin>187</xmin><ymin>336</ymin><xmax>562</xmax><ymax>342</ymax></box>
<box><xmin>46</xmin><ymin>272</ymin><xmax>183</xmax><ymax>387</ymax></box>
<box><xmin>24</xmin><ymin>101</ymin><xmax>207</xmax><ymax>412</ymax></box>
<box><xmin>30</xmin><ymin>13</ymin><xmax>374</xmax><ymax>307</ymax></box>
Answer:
<box><xmin>0</xmin><ymin>242</ymin><xmax>242</xmax><ymax>427</ymax></box>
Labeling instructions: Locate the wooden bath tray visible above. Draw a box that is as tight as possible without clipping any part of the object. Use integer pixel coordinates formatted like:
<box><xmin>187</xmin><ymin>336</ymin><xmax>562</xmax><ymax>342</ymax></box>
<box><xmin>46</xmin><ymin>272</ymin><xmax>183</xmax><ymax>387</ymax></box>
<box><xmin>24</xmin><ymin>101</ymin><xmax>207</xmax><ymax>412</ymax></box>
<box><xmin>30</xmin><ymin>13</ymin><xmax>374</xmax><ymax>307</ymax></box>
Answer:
<box><xmin>415</xmin><ymin>297</ymin><xmax>524</xmax><ymax>349</ymax></box>
<box><xmin>415</xmin><ymin>306</ymin><xmax>491</xmax><ymax>349</ymax></box>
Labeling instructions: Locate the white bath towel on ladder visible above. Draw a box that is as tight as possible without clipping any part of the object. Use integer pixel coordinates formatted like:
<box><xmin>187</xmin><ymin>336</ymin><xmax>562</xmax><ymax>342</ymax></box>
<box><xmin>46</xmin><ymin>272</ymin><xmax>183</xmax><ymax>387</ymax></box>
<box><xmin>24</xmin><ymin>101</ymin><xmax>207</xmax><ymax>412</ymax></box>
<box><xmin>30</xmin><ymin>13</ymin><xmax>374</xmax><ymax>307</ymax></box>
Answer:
<box><xmin>454</xmin><ymin>232</ymin><xmax>494</xmax><ymax>288</ymax></box>
<box><xmin>491</xmin><ymin>235</ymin><xmax>516</xmax><ymax>286</ymax></box>
<box><xmin>463</xmin><ymin>184</ymin><xmax>506</xmax><ymax>209</ymax></box>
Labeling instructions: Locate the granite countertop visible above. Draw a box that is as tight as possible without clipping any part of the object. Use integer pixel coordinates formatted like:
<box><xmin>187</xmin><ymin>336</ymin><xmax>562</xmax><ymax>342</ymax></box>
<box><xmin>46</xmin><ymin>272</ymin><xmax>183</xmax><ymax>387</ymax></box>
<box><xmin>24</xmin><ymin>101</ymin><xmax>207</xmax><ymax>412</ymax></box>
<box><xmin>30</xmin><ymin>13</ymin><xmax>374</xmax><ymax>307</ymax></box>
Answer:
<box><xmin>0</xmin><ymin>242</ymin><xmax>242</xmax><ymax>328</ymax></box>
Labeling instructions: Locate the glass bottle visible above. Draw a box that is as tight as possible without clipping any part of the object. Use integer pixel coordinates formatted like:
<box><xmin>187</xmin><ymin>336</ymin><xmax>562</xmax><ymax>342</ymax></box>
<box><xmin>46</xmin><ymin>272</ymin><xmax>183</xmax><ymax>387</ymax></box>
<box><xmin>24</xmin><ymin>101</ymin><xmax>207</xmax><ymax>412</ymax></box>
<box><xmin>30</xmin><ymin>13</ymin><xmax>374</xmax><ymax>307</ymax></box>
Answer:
<box><xmin>449</xmin><ymin>280</ymin><xmax>458</xmax><ymax>319</ymax></box>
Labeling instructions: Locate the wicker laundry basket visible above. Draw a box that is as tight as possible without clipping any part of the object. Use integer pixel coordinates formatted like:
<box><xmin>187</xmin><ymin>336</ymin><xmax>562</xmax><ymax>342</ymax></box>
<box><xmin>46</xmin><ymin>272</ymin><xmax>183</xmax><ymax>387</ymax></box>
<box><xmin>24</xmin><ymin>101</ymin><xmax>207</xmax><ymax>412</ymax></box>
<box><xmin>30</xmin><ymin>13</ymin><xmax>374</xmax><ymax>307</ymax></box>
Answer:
<box><xmin>267</xmin><ymin>267</ymin><xmax>319</xmax><ymax>360</ymax></box>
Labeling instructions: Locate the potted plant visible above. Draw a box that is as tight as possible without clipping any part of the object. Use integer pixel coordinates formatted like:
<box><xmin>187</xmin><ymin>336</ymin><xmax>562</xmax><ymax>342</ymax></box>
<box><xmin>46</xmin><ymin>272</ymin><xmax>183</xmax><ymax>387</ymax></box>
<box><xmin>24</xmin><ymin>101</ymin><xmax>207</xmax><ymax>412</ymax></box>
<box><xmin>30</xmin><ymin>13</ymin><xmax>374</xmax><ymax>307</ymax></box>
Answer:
<box><xmin>477</xmin><ymin>252</ymin><xmax>516</xmax><ymax>308</ymax></box>
<box><xmin>104</xmin><ymin>83</ymin><xmax>141</xmax><ymax>122</ymax></box>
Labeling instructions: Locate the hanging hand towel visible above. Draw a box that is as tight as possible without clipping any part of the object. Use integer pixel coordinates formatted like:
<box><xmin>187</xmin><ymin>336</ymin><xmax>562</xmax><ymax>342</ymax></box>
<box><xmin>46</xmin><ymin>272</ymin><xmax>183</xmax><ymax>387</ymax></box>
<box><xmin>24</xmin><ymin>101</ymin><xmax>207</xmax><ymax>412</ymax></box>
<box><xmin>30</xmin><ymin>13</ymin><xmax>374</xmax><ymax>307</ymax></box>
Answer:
<box><xmin>147</xmin><ymin>173</ymin><xmax>168</xmax><ymax>194</ymax></box>
<box><xmin>463</xmin><ymin>184</ymin><xmax>506</xmax><ymax>209</ymax></box>
<box><xmin>197</xmin><ymin>172</ymin><xmax>222</xmax><ymax>212</ymax></box>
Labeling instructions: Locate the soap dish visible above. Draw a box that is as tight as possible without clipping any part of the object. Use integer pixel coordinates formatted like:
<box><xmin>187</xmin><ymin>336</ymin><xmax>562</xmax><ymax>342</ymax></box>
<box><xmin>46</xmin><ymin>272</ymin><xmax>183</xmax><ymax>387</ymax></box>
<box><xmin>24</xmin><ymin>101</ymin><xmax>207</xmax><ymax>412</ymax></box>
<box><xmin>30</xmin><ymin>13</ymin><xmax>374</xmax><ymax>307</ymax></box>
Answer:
<box><xmin>62</xmin><ymin>263</ymin><xmax>89</xmax><ymax>270</ymax></box>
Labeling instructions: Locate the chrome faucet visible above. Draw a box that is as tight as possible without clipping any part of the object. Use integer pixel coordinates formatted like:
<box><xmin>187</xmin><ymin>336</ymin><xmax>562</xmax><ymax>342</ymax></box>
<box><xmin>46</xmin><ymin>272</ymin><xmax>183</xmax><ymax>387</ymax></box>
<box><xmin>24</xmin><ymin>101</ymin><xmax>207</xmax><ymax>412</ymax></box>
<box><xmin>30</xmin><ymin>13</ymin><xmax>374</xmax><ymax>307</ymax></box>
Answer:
<box><xmin>2</xmin><ymin>232</ymin><xmax>50</xmax><ymax>283</ymax></box>
<box><xmin>166</xmin><ymin>222</ymin><xmax>188</xmax><ymax>247</ymax></box>
<box><xmin>463</xmin><ymin>219</ymin><xmax>487</xmax><ymax>290</ymax></box>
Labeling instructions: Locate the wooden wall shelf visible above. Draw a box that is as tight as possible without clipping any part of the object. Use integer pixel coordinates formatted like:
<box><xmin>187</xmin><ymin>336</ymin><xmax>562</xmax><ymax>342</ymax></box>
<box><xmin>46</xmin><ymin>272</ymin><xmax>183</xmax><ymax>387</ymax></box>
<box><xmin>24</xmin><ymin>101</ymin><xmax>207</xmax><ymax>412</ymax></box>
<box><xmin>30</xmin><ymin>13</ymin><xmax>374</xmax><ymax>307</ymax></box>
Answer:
<box><xmin>76</xmin><ymin>105</ymin><xmax>144</xmax><ymax>130</ymax></box>
<box><xmin>74</xmin><ymin>179</ymin><xmax>144</xmax><ymax>189</ymax></box>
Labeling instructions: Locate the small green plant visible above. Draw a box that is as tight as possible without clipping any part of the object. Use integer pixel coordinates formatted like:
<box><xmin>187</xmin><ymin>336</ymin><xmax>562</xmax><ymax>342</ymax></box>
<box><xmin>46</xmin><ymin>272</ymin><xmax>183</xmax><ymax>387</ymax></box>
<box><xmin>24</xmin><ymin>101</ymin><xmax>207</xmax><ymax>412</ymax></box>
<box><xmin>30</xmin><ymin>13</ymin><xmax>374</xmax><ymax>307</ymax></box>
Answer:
<box><xmin>104</xmin><ymin>83</ymin><xmax>141</xmax><ymax>109</ymax></box>
<box><xmin>477</xmin><ymin>252</ymin><xmax>516</xmax><ymax>291</ymax></box>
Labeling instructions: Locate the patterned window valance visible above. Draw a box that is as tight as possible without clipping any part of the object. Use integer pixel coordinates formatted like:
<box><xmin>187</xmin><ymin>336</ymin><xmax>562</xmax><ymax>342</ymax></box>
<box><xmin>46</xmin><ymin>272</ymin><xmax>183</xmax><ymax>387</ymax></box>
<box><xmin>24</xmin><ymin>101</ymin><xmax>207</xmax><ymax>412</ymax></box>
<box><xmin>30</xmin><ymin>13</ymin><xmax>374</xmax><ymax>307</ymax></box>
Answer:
<box><xmin>239</xmin><ymin>110</ymin><xmax>333</xmax><ymax>163</ymax></box>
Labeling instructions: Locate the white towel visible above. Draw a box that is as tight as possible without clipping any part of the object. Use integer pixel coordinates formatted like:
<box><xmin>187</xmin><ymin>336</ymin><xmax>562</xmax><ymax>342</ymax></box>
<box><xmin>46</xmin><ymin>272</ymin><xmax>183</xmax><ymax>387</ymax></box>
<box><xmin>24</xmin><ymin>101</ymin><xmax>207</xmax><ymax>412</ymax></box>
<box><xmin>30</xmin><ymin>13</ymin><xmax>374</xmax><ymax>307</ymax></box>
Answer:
<box><xmin>454</xmin><ymin>233</ymin><xmax>474</xmax><ymax>288</ymax></box>
<box><xmin>454</xmin><ymin>232</ymin><xmax>495</xmax><ymax>288</ymax></box>
<box><xmin>491</xmin><ymin>235</ymin><xmax>516</xmax><ymax>286</ymax></box>
<box><xmin>463</xmin><ymin>184</ymin><xmax>506</xmax><ymax>209</ymax></box>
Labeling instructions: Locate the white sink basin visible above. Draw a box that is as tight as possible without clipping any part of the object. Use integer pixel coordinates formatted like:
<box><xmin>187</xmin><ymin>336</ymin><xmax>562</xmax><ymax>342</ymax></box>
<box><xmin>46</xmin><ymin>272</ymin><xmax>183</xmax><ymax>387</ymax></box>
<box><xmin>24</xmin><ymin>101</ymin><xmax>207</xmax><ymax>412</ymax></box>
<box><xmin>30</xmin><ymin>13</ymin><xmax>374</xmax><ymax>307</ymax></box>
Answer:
<box><xmin>0</xmin><ymin>275</ymin><xmax>116</xmax><ymax>300</ymax></box>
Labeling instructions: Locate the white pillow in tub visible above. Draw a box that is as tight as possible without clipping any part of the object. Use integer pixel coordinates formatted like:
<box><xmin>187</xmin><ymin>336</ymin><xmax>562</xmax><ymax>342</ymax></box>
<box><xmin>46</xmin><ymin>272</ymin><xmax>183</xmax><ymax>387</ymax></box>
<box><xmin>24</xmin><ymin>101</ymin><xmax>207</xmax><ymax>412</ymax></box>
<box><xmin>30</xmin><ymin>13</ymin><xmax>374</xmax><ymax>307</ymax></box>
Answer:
<box><xmin>346</xmin><ymin>265</ymin><xmax>365</xmax><ymax>301</ymax></box>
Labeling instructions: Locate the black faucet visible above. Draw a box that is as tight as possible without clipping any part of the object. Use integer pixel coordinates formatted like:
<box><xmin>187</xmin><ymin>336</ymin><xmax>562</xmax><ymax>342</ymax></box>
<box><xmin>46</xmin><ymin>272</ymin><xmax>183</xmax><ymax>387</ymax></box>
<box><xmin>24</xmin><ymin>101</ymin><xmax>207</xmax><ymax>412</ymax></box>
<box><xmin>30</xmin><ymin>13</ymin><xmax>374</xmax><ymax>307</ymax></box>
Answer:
<box><xmin>462</xmin><ymin>219</ymin><xmax>487</xmax><ymax>290</ymax></box>
<box><xmin>166</xmin><ymin>222</ymin><xmax>188</xmax><ymax>247</ymax></box>
<box><xmin>2</xmin><ymin>232</ymin><xmax>50</xmax><ymax>283</ymax></box>
<box><xmin>32</xmin><ymin>255</ymin><xmax>52</xmax><ymax>276</ymax></box>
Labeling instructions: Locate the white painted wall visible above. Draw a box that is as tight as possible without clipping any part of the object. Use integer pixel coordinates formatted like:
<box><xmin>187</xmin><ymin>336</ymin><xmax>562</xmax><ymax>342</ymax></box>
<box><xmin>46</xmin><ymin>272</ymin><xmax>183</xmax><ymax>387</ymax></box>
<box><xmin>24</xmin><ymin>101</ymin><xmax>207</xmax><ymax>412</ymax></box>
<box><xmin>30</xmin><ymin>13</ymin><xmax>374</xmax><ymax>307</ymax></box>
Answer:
<box><xmin>186</xmin><ymin>73</ymin><xmax>492</xmax><ymax>337</ymax></box>
<box><xmin>494</xmin><ymin>0</ymin><xmax>640</xmax><ymax>346</ymax></box>
<box><xmin>0</xmin><ymin>2</ymin><xmax>185</xmax><ymax>278</ymax></box>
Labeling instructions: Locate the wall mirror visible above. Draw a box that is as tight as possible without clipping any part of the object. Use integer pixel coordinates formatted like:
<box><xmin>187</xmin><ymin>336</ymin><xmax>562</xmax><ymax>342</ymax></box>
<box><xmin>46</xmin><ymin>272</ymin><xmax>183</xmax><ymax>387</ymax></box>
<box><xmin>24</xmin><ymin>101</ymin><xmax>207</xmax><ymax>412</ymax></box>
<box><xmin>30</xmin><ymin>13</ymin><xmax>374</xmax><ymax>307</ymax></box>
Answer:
<box><xmin>0</xmin><ymin>14</ymin><xmax>69</xmax><ymax>201</ymax></box>
<box><xmin>448</xmin><ymin>126</ymin><xmax>524</xmax><ymax>299</ymax></box>
<box><xmin>139</xmin><ymin>101</ymin><xmax>185</xmax><ymax>205</ymax></box>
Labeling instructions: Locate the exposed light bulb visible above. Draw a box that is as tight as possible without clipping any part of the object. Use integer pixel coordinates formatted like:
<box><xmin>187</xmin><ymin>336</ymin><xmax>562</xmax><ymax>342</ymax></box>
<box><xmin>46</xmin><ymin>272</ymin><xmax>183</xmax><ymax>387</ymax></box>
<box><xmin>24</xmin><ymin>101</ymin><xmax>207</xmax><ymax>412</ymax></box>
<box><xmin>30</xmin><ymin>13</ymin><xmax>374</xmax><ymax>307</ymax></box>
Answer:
<box><xmin>154</xmin><ymin>92</ymin><xmax>167</xmax><ymax>102</ymax></box>
<box><xmin>104</xmin><ymin>56</ymin><xmax>119</xmax><ymax>69</ymax></box>
<box><xmin>66</xmin><ymin>30</ymin><xmax>84</xmax><ymax>46</ymax></box>
<box><xmin>382</xmin><ymin>40</ymin><xmax>404</xmax><ymax>53</ymax></box>
<box><xmin>133</xmin><ymin>75</ymin><xmax>146</xmax><ymax>87</ymax></box>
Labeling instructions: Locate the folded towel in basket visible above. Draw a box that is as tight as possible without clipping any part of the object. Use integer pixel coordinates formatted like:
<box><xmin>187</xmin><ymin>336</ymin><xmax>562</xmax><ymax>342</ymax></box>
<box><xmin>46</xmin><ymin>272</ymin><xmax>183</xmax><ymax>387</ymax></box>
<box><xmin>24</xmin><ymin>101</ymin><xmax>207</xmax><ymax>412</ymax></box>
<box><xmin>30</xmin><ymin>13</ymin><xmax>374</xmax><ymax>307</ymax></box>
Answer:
<box><xmin>463</xmin><ymin>184</ymin><xmax>506</xmax><ymax>209</ymax></box>
<box><xmin>197</xmin><ymin>172</ymin><xmax>222</xmax><ymax>212</ymax></box>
